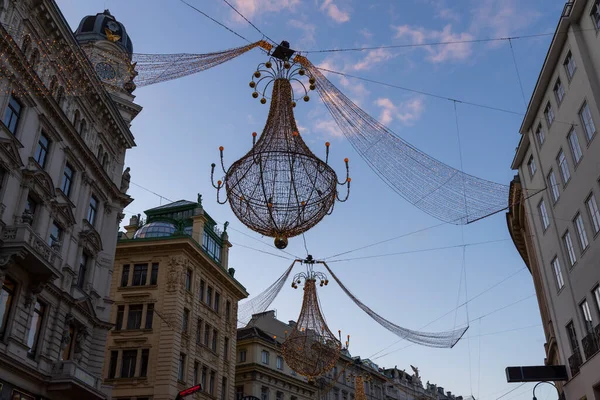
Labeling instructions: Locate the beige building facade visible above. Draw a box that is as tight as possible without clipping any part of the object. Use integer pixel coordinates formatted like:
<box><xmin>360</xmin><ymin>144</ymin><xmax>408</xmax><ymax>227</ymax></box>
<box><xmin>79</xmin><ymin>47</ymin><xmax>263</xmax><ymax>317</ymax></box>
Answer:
<box><xmin>509</xmin><ymin>0</ymin><xmax>600</xmax><ymax>398</ymax></box>
<box><xmin>105</xmin><ymin>199</ymin><xmax>248</xmax><ymax>400</ymax></box>
<box><xmin>0</xmin><ymin>1</ymin><xmax>139</xmax><ymax>399</ymax></box>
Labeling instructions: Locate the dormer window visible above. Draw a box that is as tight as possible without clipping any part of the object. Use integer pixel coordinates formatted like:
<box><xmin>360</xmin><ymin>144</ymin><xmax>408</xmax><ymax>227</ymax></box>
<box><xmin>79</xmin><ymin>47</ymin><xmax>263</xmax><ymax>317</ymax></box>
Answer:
<box><xmin>202</xmin><ymin>230</ymin><xmax>222</xmax><ymax>263</ymax></box>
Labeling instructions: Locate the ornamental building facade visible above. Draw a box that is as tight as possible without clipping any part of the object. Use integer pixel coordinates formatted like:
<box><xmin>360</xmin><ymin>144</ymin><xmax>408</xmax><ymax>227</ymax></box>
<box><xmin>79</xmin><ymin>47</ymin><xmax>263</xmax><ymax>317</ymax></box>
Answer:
<box><xmin>507</xmin><ymin>0</ymin><xmax>600</xmax><ymax>399</ymax></box>
<box><xmin>104</xmin><ymin>199</ymin><xmax>248</xmax><ymax>400</ymax></box>
<box><xmin>0</xmin><ymin>1</ymin><xmax>140</xmax><ymax>399</ymax></box>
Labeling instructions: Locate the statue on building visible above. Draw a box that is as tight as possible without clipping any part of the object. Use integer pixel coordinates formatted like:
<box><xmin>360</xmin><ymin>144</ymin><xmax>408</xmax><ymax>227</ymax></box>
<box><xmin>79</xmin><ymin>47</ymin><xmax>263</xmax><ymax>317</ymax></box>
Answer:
<box><xmin>410</xmin><ymin>365</ymin><xmax>422</xmax><ymax>386</ymax></box>
<box><xmin>197</xmin><ymin>193</ymin><xmax>203</xmax><ymax>207</ymax></box>
<box><xmin>120</xmin><ymin>167</ymin><xmax>131</xmax><ymax>193</ymax></box>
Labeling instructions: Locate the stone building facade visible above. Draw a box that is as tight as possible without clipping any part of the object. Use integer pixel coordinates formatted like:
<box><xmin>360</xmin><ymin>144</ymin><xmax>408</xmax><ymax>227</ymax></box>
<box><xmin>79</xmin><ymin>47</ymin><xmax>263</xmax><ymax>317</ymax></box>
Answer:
<box><xmin>508</xmin><ymin>0</ymin><xmax>600</xmax><ymax>399</ymax></box>
<box><xmin>105</xmin><ymin>199</ymin><xmax>248</xmax><ymax>400</ymax></box>
<box><xmin>238</xmin><ymin>311</ymin><xmax>462</xmax><ymax>400</ymax></box>
<box><xmin>0</xmin><ymin>1</ymin><xmax>139</xmax><ymax>399</ymax></box>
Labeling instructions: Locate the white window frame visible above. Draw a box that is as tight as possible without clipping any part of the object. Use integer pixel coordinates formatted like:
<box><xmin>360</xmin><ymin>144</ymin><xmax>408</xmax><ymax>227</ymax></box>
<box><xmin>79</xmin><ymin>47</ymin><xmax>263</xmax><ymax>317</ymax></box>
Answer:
<box><xmin>544</xmin><ymin>102</ymin><xmax>555</xmax><ymax>127</ymax></box>
<box><xmin>539</xmin><ymin>199</ymin><xmax>550</xmax><ymax>230</ymax></box>
<box><xmin>557</xmin><ymin>149</ymin><xmax>571</xmax><ymax>184</ymax></box>
<box><xmin>552</xmin><ymin>257</ymin><xmax>565</xmax><ymax>290</ymax></box>
<box><xmin>535</xmin><ymin>124</ymin><xmax>545</xmax><ymax>146</ymax></box>
<box><xmin>548</xmin><ymin>170</ymin><xmax>560</xmax><ymax>203</ymax></box>
<box><xmin>554</xmin><ymin>78</ymin><xmax>565</xmax><ymax>104</ymax></box>
<box><xmin>586</xmin><ymin>193</ymin><xmax>600</xmax><ymax>234</ymax></box>
<box><xmin>527</xmin><ymin>155</ymin><xmax>537</xmax><ymax>177</ymax></box>
<box><xmin>574</xmin><ymin>213</ymin><xmax>589</xmax><ymax>251</ymax></box>
<box><xmin>593</xmin><ymin>286</ymin><xmax>600</xmax><ymax>315</ymax></box>
<box><xmin>563</xmin><ymin>231</ymin><xmax>577</xmax><ymax>267</ymax></box>
<box><xmin>564</xmin><ymin>51</ymin><xmax>577</xmax><ymax>80</ymax></box>
<box><xmin>261</xmin><ymin>350</ymin><xmax>269</xmax><ymax>365</ymax></box>
<box><xmin>581</xmin><ymin>299</ymin><xmax>594</xmax><ymax>333</ymax></box>
<box><xmin>579</xmin><ymin>101</ymin><xmax>596</xmax><ymax>142</ymax></box>
<box><xmin>567</xmin><ymin>128</ymin><xmax>583</xmax><ymax>165</ymax></box>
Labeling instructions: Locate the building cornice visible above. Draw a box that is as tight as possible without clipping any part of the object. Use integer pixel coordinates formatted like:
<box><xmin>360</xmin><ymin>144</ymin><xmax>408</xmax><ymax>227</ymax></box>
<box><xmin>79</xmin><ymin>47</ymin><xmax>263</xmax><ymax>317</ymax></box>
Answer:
<box><xmin>235</xmin><ymin>362</ymin><xmax>315</xmax><ymax>393</ymax></box>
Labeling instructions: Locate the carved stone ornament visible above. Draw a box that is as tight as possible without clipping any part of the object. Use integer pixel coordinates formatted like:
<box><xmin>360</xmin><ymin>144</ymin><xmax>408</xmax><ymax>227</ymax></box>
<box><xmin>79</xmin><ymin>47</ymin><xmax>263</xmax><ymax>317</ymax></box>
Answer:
<box><xmin>0</xmin><ymin>249</ymin><xmax>27</xmax><ymax>269</ymax></box>
<box><xmin>22</xmin><ymin>166</ymin><xmax>56</xmax><ymax>199</ymax></box>
<box><xmin>79</xmin><ymin>226</ymin><xmax>103</xmax><ymax>256</ymax></box>
<box><xmin>166</xmin><ymin>256</ymin><xmax>184</xmax><ymax>292</ymax></box>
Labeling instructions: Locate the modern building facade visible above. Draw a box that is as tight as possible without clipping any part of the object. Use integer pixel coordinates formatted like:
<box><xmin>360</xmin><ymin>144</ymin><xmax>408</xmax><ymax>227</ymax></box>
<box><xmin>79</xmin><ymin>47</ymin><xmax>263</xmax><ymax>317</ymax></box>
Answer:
<box><xmin>508</xmin><ymin>0</ymin><xmax>600</xmax><ymax>398</ymax></box>
<box><xmin>0</xmin><ymin>2</ymin><xmax>139</xmax><ymax>399</ymax></box>
<box><xmin>105</xmin><ymin>199</ymin><xmax>248</xmax><ymax>400</ymax></box>
<box><xmin>237</xmin><ymin>311</ymin><xmax>462</xmax><ymax>400</ymax></box>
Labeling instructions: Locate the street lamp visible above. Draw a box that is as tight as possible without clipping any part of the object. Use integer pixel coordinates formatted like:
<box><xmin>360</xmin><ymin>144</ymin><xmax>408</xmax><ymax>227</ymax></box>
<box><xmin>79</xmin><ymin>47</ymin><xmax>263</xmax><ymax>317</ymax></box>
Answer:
<box><xmin>532</xmin><ymin>381</ymin><xmax>561</xmax><ymax>400</ymax></box>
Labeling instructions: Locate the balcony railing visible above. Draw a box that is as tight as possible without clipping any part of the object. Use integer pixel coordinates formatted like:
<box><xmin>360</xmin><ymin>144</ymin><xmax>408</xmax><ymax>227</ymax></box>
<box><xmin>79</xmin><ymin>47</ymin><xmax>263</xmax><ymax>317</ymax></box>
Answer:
<box><xmin>582</xmin><ymin>324</ymin><xmax>600</xmax><ymax>360</ymax></box>
<box><xmin>568</xmin><ymin>348</ymin><xmax>583</xmax><ymax>377</ymax></box>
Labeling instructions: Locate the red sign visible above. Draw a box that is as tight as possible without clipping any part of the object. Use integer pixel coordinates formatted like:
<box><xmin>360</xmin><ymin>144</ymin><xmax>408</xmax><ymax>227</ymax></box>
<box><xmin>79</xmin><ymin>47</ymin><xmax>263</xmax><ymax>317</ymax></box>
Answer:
<box><xmin>178</xmin><ymin>384</ymin><xmax>202</xmax><ymax>398</ymax></box>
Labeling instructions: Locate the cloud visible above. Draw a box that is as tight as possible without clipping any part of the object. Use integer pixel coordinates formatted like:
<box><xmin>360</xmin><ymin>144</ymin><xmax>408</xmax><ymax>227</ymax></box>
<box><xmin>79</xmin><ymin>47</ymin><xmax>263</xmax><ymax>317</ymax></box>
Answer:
<box><xmin>231</xmin><ymin>0</ymin><xmax>300</xmax><ymax>20</ymax></box>
<box><xmin>289</xmin><ymin>19</ymin><xmax>317</xmax><ymax>47</ymax></box>
<box><xmin>470</xmin><ymin>0</ymin><xmax>541</xmax><ymax>41</ymax></box>
<box><xmin>314</xmin><ymin>119</ymin><xmax>343</xmax><ymax>138</ymax></box>
<box><xmin>351</xmin><ymin>48</ymin><xmax>395</xmax><ymax>71</ymax></box>
<box><xmin>320</xmin><ymin>0</ymin><xmax>350</xmax><ymax>23</ymax></box>
<box><xmin>359</xmin><ymin>28</ymin><xmax>374</xmax><ymax>39</ymax></box>
<box><xmin>393</xmin><ymin>24</ymin><xmax>474</xmax><ymax>63</ymax></box>
<box><xmin>375</xmin><ymin>97</ymin><xmax>425</xmax><ymax>125</ymax></box>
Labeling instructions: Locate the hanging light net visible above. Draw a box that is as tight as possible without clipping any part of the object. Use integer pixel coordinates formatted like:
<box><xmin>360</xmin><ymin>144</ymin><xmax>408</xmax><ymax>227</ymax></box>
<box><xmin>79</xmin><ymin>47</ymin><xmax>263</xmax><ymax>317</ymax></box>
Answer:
<box><xmin>282</xmin><ymin>279</ymin><xmax>341</xmax><ymax>379</ymax></box>
<box><xmin>323</xmin><ymin>262</ymin><xmax>468</xmax><ymax>348</ymax></box>
<box><xmin>296</xmin><ymin>56</ymin><xmax>512</xmax><ymax>225</ymax></box>
<box><xmin>355</xmin><ymin>375</ymin><xmax>367</xmax><ymax>400</ymax></box>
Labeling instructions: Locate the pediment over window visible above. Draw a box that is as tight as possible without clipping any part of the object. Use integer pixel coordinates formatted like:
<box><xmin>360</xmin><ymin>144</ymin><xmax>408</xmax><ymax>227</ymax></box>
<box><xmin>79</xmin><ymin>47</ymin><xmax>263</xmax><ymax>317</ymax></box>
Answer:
<box><xmin>0</xmin><ymin>136</ymin><xmax>24</xmax><ymax>169</ymax></box>
<box><xmin>79</xmin><ymin>224</ymin><xmax>103</xmax><ymax>256</ymax></box>
<box><xmin>22</xmin><ymin>164</ymin><xmax>56</xmax><ymax>199</ymax></box>
<box><xmin>50</xmin><ymin>200</ymin><xmax>76</xmax><ymax>228</ymax></box>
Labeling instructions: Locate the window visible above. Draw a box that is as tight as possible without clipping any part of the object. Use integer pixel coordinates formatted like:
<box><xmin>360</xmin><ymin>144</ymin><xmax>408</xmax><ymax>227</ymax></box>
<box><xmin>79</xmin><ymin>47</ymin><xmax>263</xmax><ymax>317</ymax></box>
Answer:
<box><xmin>150</xmin><ymin>263</ymin><xmax>158</xmax><ymax>285</ymax></box>
<box><xmin>564</xmin><ymin>51</ymin><xmax>576</xmax><ymax>80</ymax></box>
<box><xmin>276</xmin><ymin>391</ymin><xmax>283</xmax><ymax>400</ymax></box>
<box><xmin>203</xmin><ymin>232</ymin><xmax>222</xmax><ymax>262</ymax></box>
<box><xmin>558</xmin><ymin>150</ymin><xmax>570</xmax><ymax>184</ymax></box>
<box><xmin>121</xmin><ymin>265</ymin><xmax>130</xmax><ymax>287</ymax></box>
<box><xmin>581</xmin><ymin>300</ymin><xmax>594</xmax><ymax>334</ymax></box>
<box><xmin>194</xmin><ymin>362</ymin><xmax>200</xmax><ymax>385</ymax></box>
<box><xmin>185</xmin><ymin>269</ymin><xmax>192</xmax><ymax>291</ymax></box>
<box><xmin>196</xmin><ymin>319</ymin><xmax>203</xmax><ymax>344</ymax></box>
<box><xmin>224</xmin><ymin>337</ymin><xmax>229</xmax><ymax>360</ymax></box>
<box><xmin>132</xmin><ymin>264</ymin><xmax>147</xmax><ymax>286</ymax></box>
<box><xmin>88</xmin><ymin>195</ymin><xmax>98</xmax><ymax>226</ymax></box>
<box><xmin>127</xmin><ymin>305</ymin><xmax>143</xmax><ymax>330</ymax></box>
<box><xmin>261</xmin><ymin>350</ymin><xmax>269</xmax><ymax>364</ymax></box>
<box><xmin>226</xmin><ymin>300</ymin><xmax>231</xmax><ymax>322</ymax></box>
<box><xmin>207</xmin><ymin>286</ymin><xmax>213</xmax><ymax>307</ymax></box>
<box><xmin>563</xmin><ymin>231</ymin><xmax>576</xmax><ymax>267</ymax></box>
<box><xmin>199</xmin><ymin>279</ymin><xmax>205</xmax><ymax>301</ymax></box>
<box><xmin>209</xmin><ymin>370</ymin><xmax>215</xmax><ymax>395</ymax></box>
<box><xmin>261</xmin><ymin>387</ymin><xmax>269</xmax><ymax>400</ymax></box>
<box><xmin>204</xmin><ymin>323</ymin><xmax>211</xmax><ymax>346</ymax></box>
<box><xmin>238</xmin><ymin>349</ymin><xmax>247</xmax><ymax>362</ymax></box>
<box><xmin>535</xmin><ymin>124</ymin><xmax>545</xmax><ymax>146</ymax></box>
<box><xmin>34</xmin><ymin>133</ymin><xmax>50</xmax><ymax>168</ymax></box>
<box><xmin>548</xmin><ymin>171</ymin><xmax>560</xmax><ymax>203</ymax></box>
<box><xmin>140</xmin><ymin>349</ymin><xmax>149</xmax><ymax>377</ymax></box>
<box><xmin>222</xmin><ymin>377</ymin><xmax>228</xmax><ymax>400</ymax></box>
<box><xmin>276</xmin><ymin>356</ymin><xmax>284</xmax><ymax>370</ymax></box>
<box><xmin>214</xmin><ymin>292</ymin><xmax>220</xmax><ymax>313</ymax></box>
<box><xmin>48</xmin><ymin>222</ymin><xmax>62</xmax><ymax>247</ymax></box>
<box><xmin>554</xmin><ymin>78</ymin><xmax>565</xmax><ymax>104</ymax></box>
<box><xmin>121</xmin><ymin>350</ymin><xmax>137</xmax><ymax>378</ymax></box>
<box><xmin>538</xmin><ymin>199</ymin><xmax>550</xmax><ymax>230</ymax></box>
<box><xmin>527</xmin><ymin>155</ymin><xmax>536</xmax><ymax>177</ymax></box>
<box><xmin>586</xmin><ymin>194</ymin><xmax>600</xmax><ymax>234</ymax></box>
<box><xmin>567</xmin><ymin>129</ymin><xmax>583</xmax><ymax>164</ymax></box>
<box><xmin>61</xmin><ymin>163</ymin><xmax>74</xmax><ymax>196</ymax></box>
<box><xmin>544</xmin><ymin>102</ymin><xmax>555</xmax><ymax>126</ymax></box>
<box><xmin>2</xmin><ymin>95</ymin><xmax>22</xmax><ymax>134</ymax></box>
<box><xmin>579</xmin><ymin>101</ymin><xmax>596</xmax><ymax>141</ymax></box>
<box><xmin>26</xmin><ymin>300</ymin><xmax>45</xmax><ymax>356</ymax></box>
<box><xmin>574</xmin><ymin>213</ymin><xmax>589</xmax><ymax>250</ymax></box>
<box><xmin>178</xmin><ymin>353</ymin><xmax>186</xmax><ymax>381</ymax></box>
<box><xmin>77</xmin><ymin>253</ymin><xmax>88</xmax><ymax>288</ymax></box>
<box><xmin>592</xmin><ymin>0</ymin><xmax>600</xmax><ymax>29</ymax></box>
<box><xmin>202</xmin><ymin>366</ymin><xmax>208</xmax><ymax>390</ymax></box>
<box><xmin>115</xmin><ymin>305</ymin><xmax>124</xmax><ymax>331</ymax></box>
<box><xmin>183</xmin><ymin>309</ymin><xmax>190</xmax><ymax>333</ymax></box>
<box><xmin>211</xmin><ymin>328</ymin><xmax>218</xmax><ymax>352</ymax></box>
<box><xmin>145</xmin><ymin>304</ymin><xmax>154</xmax><ymax>329</ymax></box>
<box><xmin>594</xmin><ymin>286</ymin><xmax>600</xmax><ymax>315</ymax></box>
<box><xmin>108</xmin><ymin>350</ymin><xmax>118</xmax><ymax>379</ymax></box>
<box><xmin>566</xmin><ymin>322</ymin><xmax>579</xmax><ymax>355</ymax></box>
<box><xmin>552</xmin><ymin>257</ymin><xmax>565</xmax><ymax>290</ymax></box>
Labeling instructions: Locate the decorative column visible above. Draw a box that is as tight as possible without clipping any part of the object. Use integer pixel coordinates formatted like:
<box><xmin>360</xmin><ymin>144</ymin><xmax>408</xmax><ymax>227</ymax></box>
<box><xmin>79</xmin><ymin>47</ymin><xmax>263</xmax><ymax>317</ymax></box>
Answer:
<box><xmin>191</xmin><ymin>196</ymin><xmax>207</xmax><ymax>245</ymax></box>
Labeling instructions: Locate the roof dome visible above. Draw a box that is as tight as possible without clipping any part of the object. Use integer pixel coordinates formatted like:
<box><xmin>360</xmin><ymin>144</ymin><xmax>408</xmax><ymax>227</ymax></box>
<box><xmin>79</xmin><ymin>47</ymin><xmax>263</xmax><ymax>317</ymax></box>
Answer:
<box><xmin>133</xmin><ymin>221</ymin><xmax>177</xmax><ymax>239</ymax></box>
<box><xmin>74</xmin><ymin>9</ymin><xmax>133</xmax><ymax>54</ymax></box>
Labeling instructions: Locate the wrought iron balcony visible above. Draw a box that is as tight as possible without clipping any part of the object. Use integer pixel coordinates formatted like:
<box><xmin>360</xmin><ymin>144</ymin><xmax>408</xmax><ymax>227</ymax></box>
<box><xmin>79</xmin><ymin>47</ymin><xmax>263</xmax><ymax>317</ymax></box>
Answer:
<box><xmin>582</xmin><ymin>324</ymin><xmax>600</xmax><ymax>360</ymax></box>
<box><xmin>0</xmin><ymin>223</ymin><xmax>62</xmax><ymax>281</ymax></box>
<box><xmin>49</xmin><ymin>361</ymin><xmax>105</xmax><ymax>399</ymax></box>
<box><xmin>568</xmin><ymin>348</ymin><xmax>583</xmax><ymax>377</ymax></box>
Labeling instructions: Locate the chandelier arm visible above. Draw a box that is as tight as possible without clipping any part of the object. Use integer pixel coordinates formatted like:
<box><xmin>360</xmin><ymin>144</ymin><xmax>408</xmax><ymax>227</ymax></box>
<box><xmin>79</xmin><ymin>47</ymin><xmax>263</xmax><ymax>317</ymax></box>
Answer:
<box><xmin>336</xmin><ymin>181</ymin><xmax>351</xmax><ymax>202</ymax></box>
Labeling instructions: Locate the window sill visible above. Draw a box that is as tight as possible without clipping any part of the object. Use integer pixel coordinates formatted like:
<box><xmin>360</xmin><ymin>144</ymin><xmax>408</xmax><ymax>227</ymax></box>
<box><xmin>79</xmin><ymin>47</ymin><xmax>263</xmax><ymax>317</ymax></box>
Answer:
<box><xmin>113</xmin><ymin>328</ymin><xmax>153</xmax><ymax>334</ymax></box>
<box><xmin>118</xmin><ymin>285</ymin><xmax>158</xmax><ymax>291</ymax></box>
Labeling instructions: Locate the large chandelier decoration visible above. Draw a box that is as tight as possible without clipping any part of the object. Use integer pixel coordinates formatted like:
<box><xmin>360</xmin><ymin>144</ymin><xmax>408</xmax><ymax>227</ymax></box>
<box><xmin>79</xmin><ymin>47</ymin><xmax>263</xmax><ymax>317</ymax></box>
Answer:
<box><xmin>211</xmin><ymin>43</ymin><xmax>350</xmax><ymax>249</ymax></box>
<box><xmin>281</xmin><ymin>256</ymin><xmax>341</xmax><ymax>379</ymax></box>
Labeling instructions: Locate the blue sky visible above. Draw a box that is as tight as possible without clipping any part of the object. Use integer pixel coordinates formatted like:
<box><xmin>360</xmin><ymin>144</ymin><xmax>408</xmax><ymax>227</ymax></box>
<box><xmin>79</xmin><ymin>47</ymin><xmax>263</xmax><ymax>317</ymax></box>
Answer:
<box><xmin>58</xmin><ymin>1</ymin><xmax>566</xmax><ymax>399</ymax></box>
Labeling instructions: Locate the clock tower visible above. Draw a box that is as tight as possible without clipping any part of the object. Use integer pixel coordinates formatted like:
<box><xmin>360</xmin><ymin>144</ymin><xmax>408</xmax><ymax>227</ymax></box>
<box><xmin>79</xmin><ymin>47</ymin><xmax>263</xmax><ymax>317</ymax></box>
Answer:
<box><xmin>74</xmin><ymin>10</ymin><xmax>142</xmax><ymax>125</ymax></box>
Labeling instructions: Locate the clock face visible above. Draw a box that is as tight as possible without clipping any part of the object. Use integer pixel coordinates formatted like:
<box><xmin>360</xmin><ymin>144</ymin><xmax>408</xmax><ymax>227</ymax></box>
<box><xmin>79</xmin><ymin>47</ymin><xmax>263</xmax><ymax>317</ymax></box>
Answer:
<box><xmin>107</xmin><ymin>21</ymin><xmax>120</xmax><ymax>33</ymax></box>
<box><xmin>95</xmin><ymin>62</ymin><xmax>116</xmax><ymax>81</ymax></box>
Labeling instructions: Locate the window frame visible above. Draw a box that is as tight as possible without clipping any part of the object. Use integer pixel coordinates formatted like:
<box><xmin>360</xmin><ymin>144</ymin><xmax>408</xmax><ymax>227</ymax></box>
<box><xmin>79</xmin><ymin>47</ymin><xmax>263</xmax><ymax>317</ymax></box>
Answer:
<box><xmin>564</xmin><ymin>51</ymin><xmax>577</xmax><ymax>81</ymax></box>
<box><xmin>276</xmin><ymin>355</ymin><xmax>284</xmax><ymax>370</ymax></box>
<box><xmin>2</xmin><ymin>95</ymin><xmax>22</xmax><ymax>135</ymax></box>
<box><xmin>538</xmin><ymin>199</ymin><xmax>550</xmax><ymax>230</ymax></box>
<box><xmin>579</xmin><ymin>101</ymin><xmax>597</xmax><ymax>142</ymax></box>
<box><xmin>548</xmin><ymin>170</ymin><xmax>560</xmax><ymax>203</ymax></box>
<box><xmin>567</xmin><ymin>128</ymin><xmax>583</xmax><ymax>165</ymax></box>
<box><xmin>115</xmin><ymin>305</ymin><xmax>124</xmax><ymax>331</ymax></box>
<box><xmin>574</xmin><ymin>213</ymin><xmax>589</xmax><ymax>251</ymax></box>
<box><xmin>535</xmin><ymin>123</ymin><xmax>545</xmax><ymax>147</ymax></box>
<box><xmin>121</xmin><ymin>349</ymin><xmax>138</xmax><ymax>378</ymax></box>
<box><xmin>26</xmin><ymin>300</ymin><xmax>45</xmax><ymax>357</ymax></box>
<box><xmin>61</xmin><ymin>163</ymin><xmax>74</xmax><ymax>197</ymax></box>
<box><xmin>120</xmin><ymin>264</ymin><xmax>130</xmax><ymax>287</ymax></box>
<box><xmin>77</xmin><ymin>252</ymin><xmax>89</xmax><ymax>289</ymax></box>
<box><xmin>34</xmin><ymin>132</ymin><xmax>50</xmax><ymax>169</ymax></box>
<box><xmin>48</xmin><ymin>221</ymin><xmax>63</xmax><ymax>247</ymax></box>
<box><xmin>140</xmin><ymin>349</ymin><xmax>149</xmax><ymax>377</ymax></box>
<box><xmin>527</xmin><ymin>155</ymin><xmax>537</xmax><ymax>177</ymax></box>
<box><xmin>261</xmin><ymin>350</ymin><xmax>270</xmax><ymax>365</ymax></box>
<box><xmin>562</xmin><ymin>230</ymin><xmax>577</xmax><ymax>267</ymax></box>
<box><xmin>185</xmin><ymin>269</ymin><xmax>192</xmax><ymax>291</ymax></box>
<box><xmin>553</xmin><ymin>78</ymin><xmax>565</xmax><ymax>105</ymax></box>
<box><xmin>557</xmin><ymin>149</ymin><xmax>571</xmax><ymax>185</ymax></box>
<box><xmin>580</xmin><ymin>299</ymin><xmax>594</xmax><ymax>334</ymax></box>
<box><xmin>126</xmin><ymin>304</ymin><xmax>143</xmax><ymax>330</ymax></box>
<box><xmin>592</xmin><ymin>0</ymin><xmax>600</xmax><ymax>30</ymax></box>
<box><xmin>87</xmin><ymin>195</ymin><xmax>98</xmax><ymax>226</ymax></box>
<box><xmin>552</xmin><ymin>256</ymin><xmax>565</xmax><ymax>291</ymax></box>
<box><xmin>145</xmin><ymin>303</ymin><xmax>154</xmax><ymax>329</ymax></box>
<box><xmin>593</xmin><ymin>285</ymin><xmax>600</xmax><ymax>317</ymax></box>
<box><xmin>586</xmin><ymin>193</ymin><xmax>600</xmax><ymax>234</ymax></box>
<box><xmin>150</xmin><ymin>263</ymin><xmax>159</xmax><ymax>285</ymax></box>
<box><xmin>178</xmin><ymin>353</ymin><xmax>186</xmax><ymax>382</ymax></box>
<box><xmin>544</xmin><ymin>102</ymin><xmax>555</xmax><ymax>127</ymax></box>
<box><xmin>132</xmin><ymin>264</ymin><xmax>148</xmax><ymax>286</ymax></box>
<box><xmin>238</xmin><ymin>349</ymin><xmax>247</xmax><ymax>363</ymax></box>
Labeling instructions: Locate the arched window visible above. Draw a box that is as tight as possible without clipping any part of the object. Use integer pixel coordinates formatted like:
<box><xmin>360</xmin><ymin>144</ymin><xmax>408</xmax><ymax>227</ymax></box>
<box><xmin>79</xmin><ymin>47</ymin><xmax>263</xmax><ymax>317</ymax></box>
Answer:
<box><xmin>22</xmin><ymin>35</ymin><xmax>31</xmax><ymax>55</ymax></box>
<box><xmin>79</xmin><ymin>119</ymin><xmax>87</xmax><ymax>136</ymax></box>
<box><xmin>97</xmin><ymin>144</ymin><xmax>103</xmax><ymax>159</ymax></box>
<box><xmin>73</xmin><ymin>110</ymin><xmax>80</xmax><ymax>131</ymax></box>
<box><xmin>30</xmin><ymin>48</ymin><xmax>39</xmax><ymax>68</ymax></box>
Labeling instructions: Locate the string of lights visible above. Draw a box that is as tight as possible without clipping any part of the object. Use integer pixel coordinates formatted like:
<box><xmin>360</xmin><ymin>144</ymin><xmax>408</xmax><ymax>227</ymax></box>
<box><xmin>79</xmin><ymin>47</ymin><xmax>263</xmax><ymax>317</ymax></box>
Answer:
<box><xmin>220</xmin><ymin>0</ymin><xmax>277</xmax><ymax>45</ymax></box>
<box><xmin>178</xmin><ymin>0</ymin><xmax>252</xmax><ymax>43</ymax></box>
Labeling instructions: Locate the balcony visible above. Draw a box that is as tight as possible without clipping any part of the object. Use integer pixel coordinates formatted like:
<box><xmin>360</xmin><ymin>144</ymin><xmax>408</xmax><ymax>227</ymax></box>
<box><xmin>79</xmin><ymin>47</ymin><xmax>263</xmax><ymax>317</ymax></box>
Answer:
<box><xmin>582</xmin><ymin>324</ymin><xmax>600</xmax><ymax>360</ymax></box>
<box><xmin>48</xmin><ymin>361</ymin><xmax>106</xmax><ymax>400</ymax></box>
<box><xmin>568</xmin><ymin>348</ymin><xmax>583</xmax><ymax>377</ymax></box>
<box><xmin>0</xmin><ymin>223</ymin><xmax>62</xmax><ymax>281</ymax></box>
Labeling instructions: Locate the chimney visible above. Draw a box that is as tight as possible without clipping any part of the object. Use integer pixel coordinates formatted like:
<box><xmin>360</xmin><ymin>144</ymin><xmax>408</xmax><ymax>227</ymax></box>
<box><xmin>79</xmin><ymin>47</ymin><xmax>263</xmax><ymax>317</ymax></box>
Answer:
<box><xmin>123</xmin><ymin>214</ymin><xmax>140</xmax><ymax>238</ymax></box>
<box><xmin>438</xmin><ymin>388</ymin><xmax>444</xmax><ymax>395</ymax></box>
<box><xmin>447</xmin><ymin>392</ymin><xmax>452</xmax><ymax>398</ymax></box>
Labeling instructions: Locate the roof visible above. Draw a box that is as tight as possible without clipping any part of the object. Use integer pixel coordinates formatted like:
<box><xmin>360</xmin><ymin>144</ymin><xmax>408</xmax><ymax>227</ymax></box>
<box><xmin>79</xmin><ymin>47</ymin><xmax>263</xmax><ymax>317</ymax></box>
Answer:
<box><xmin>237</xmin><ymin>326</ymin><xmax>279</xmax><ymax>344</ymax></box>
<box><xmin>146</xmin><ymin>200</ymin><xmax>197</xmax><ymax>212</ymax></box>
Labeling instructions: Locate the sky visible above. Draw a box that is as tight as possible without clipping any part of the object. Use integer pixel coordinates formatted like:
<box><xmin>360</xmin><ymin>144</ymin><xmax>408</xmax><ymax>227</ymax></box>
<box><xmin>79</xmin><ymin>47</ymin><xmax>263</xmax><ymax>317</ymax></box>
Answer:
<box><xmin>57</xmin><ymin>1</ymin><xmax>566</xmax><ymax>400</ymax></box>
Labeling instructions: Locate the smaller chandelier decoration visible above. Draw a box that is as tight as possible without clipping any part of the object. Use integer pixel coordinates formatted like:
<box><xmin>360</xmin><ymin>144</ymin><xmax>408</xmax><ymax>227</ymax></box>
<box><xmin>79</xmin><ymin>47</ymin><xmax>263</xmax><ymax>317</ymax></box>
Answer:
<box><xmin>281</xmin><ymin>256</ymin><xmax>341</xmax><ymax>379</ymax></box>
<box><xmin>211</xmin><ymin>42</ymin><xmax>350</xmax><ymax>249</ymax></box>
